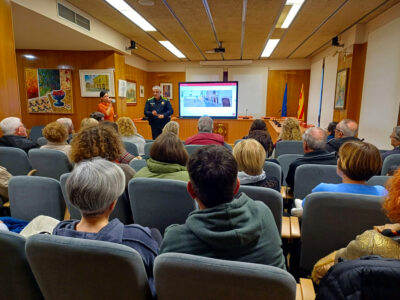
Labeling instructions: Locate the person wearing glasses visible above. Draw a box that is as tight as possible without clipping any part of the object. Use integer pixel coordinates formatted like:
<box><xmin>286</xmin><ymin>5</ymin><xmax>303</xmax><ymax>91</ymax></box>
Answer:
<box><xmin>326</xmin><ymin>119</ymin><xmax>360</xmax><ymax>153</ymax></box>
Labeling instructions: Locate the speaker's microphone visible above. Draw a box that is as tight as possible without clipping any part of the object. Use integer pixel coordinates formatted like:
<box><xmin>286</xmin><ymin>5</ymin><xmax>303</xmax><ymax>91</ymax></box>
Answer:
<box><xmin>110</xmin><ymin>99</ymin><xmax>116</xmax><ymax>103</ymax></box>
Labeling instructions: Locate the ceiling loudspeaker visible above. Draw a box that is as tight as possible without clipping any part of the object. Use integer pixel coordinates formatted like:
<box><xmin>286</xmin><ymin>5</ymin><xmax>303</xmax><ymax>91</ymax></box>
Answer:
<box><xmin>126</xmin><ymin>40</ymin><xmax>137</xmax><ymax>51</ymax></box>
<box><xmin>332</xmin><ymin>36</ymin><xmax>344</xmax><ymax>47</ymax></box>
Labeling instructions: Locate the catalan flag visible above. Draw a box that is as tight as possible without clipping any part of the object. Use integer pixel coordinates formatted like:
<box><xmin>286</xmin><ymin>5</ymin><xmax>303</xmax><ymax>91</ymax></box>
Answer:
<box><xmin>297</xmin><ymin>84</ymin><xmax>305</xmax><ymax>120</ymax></box>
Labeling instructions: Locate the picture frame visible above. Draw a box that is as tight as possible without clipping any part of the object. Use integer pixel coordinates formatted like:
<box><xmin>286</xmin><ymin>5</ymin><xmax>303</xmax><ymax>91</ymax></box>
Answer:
<box><xmin>140</xmin><ymin>85</ymin><xmax>144</xmax><ymax>98</ymax></box>
<box><xmin>160</xmin><ymin>82</ymin><xmax>173</xmax><ymax>99</ymax></box>
<box><xmin>79</xmin><ymin>69</ymin><xmax>115</xmax><ymax>97</ymax></box>
<box><xmin>118</xmin><ymin>79</ymin><xmax>127</xmax><ymax>97</ymax></box>
<box><xmin>126</xmin><ymin>81</ymin><xmax>137</xmax><ymax>105</ymax></box>
<box><xmin>334</xmin><ymin>68</ymin><xmax>348</xmax><ymax>109</ymax></box>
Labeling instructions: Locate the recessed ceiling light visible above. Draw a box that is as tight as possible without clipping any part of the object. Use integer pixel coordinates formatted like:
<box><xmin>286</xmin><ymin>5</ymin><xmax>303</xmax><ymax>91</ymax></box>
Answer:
<box><xmin>104</xmin><ymin>0</ymin><xmax>156</xmax><ymax>31</ymax></box>
<box><xmin>138</xmin><ymin>0</ymin><xmax>154</xmax><ymax>6</ymax></box>
<box><xmin>159</xmin><ymin>41</ymin><xmax>186</xmax><ymax>58</ymax></box>
<box><xmin>261</xmin><ymin>39</ymin><xmax>280</xmax><ymax>57</ymax></box>
<box><xmin>281</xmin><ymin>0</ymin><xmax>304</xmax><ymax>28</ymax></box>
<box><xmin>23</xmin><ymin>54</ymin><xmax>36</xmax><ymax>60</ymax></box>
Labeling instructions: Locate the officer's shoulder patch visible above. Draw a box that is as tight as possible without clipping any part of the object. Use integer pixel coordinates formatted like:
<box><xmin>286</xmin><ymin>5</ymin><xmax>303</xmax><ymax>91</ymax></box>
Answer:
<box><xmin>162</xmin><ymin>97</ymin><xmax>170</xmax><ymax>101</ymax></box>
<box><xmin>147</xmin><ymin>97</ymin><xmax>154</xmax><ymax>101</ymax></box>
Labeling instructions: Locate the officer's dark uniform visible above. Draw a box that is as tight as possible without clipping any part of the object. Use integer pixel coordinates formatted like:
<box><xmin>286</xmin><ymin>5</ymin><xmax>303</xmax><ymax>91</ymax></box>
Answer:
<box><xmin>144</xmin><ymin>96</ymin><xmax>173</xmax><ymax>139</ymax></box>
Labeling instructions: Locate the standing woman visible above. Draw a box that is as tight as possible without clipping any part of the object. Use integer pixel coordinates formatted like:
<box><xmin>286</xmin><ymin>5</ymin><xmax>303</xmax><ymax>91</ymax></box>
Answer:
<box><xmin>97</xmin><ymin>90</ymin><xmax>116</xmax><ymax>122</ymax></box>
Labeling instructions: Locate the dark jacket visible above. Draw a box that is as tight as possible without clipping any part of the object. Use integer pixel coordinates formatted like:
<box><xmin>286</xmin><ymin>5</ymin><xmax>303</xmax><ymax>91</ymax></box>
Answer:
<box><xmin>160</xmin><ymin>193</ymin><xmax>286</xmax><ymax>269</ymax></box>
<box><xmin>0</xmin><ymin>135</ymin><xmax>39</xmax><ymax>153</ymax></box>
<box><xmin>382</xmin><ymin>147</ymin><xmax>400</xmax><ymax>162</ymax></box>
<box><xmin>286</xmin><ymin>150</ymin><xmax>337</xmax><ymax>189</ymax></box>
<box><xmin>317</xmin><ymin>256</ymin><xmax>400</xmax><ymax>300</ymax></box>
<box><xmin>144</xmin><ymin>97</ymin><xmax>173</xmax><ymax>126</ymax></box>
<box><xmin>326</xmin><ymin>136</ymin><xmax>361</xmax><ymax>153</ymax></box>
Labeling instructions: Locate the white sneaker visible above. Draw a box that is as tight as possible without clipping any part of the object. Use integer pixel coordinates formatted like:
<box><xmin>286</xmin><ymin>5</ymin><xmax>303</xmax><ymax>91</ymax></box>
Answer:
<box><xmin>295</xmin><ymin>199</ymin><xmax>303</xmax><ymax>209</ymax></box>
<box><xmin>291</xmin><ymin>207</ymin><xmax>303</xmax><ymax>217</ymax></box>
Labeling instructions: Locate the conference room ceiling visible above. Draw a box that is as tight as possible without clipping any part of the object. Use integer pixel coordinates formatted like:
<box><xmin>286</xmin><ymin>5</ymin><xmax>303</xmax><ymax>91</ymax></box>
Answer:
<box><xmin>43</xmin><ymin>0</ymin><xmax>400</xmax><ymax>61</ymax></box>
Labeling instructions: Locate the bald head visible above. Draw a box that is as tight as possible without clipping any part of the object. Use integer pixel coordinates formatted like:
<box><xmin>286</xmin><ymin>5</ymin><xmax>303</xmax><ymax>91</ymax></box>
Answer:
<box><xmin>303</xmin><ymin>127</ymin><xmax>327</xmax><ymax>152</ymax></box>
<box><xmin>336</xmin><ymin>119</ymin><xmax>358</xmax><ymax>138</ymax></box>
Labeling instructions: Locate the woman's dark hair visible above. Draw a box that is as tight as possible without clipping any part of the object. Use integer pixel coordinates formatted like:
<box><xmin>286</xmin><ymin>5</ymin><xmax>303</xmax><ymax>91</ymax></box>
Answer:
<box><xmin>327</xmin><ymin>122</ymin><xmax>338</xmax><ymax>136</ymax></box>
<box><xmin>150</xmin><ymin>132</ymin><xmax>189</xmax><ymax>166</ymax></box>
<box><xmin>248</xmin><ymin>130</ymin><xmax>273</xmax><ymax>157</ymax></box>
<box><xmin>249</xmin><ymin>119</ymin><xmax>267</xmax><ymax>132</ymax></box>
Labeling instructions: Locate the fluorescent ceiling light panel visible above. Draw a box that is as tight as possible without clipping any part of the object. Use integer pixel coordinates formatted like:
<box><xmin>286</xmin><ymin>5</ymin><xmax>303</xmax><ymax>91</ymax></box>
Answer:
<box><xmin>159</xmin><ymin>41</ymin><xmax>186</xmax><ymax>58</ymax></box>
<box><xmin>104</xmin><ymin>0</ymin><xmax>156</xmax><ymax>31</ymax></box>
<box><xmin>261</xmin><ymin>39</ymin><xmax>280</xmax><ymax>57</ymax></box>
<box><xmin>281</xmin><ymin>0</ymin><xmax>304</xmax><ymax>28</ymax></box>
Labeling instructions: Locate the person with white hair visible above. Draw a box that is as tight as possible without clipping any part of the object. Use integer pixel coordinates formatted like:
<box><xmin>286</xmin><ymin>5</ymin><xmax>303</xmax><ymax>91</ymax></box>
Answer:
<box><xmin>326</xmin><ymin>119</ymin><xmax>360</xmax><ymax>153</ymax></box>
<box><xmin>56</xmin><ymin>117</ymin><xmax>74</xmax><ymax>143</ymax></box>
<box><xmin>144</xmin><ymin>85</ymin><xmax>173</xmax><ymax>139</ymax></box>
<box><xmin>0</xmin><ymin>117</ymin><xmax>38</xmax><ymax>152</ymax></box>
<box><xmin>185</xmin><ymin>116</ymin><xmax>224</xmax><ymax>146</ymax></box>
<box><xmin>53</xmin><ymin>158</ymin><xmax>159</xmax><ymax>295</ymax></box>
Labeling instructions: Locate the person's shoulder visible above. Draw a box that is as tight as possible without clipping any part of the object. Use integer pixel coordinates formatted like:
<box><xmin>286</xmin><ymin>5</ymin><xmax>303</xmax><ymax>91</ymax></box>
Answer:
<box><xmin>146</xmin><ymin>97</ymin><xmax>155</xmax><ymax>102</ymax></box>
<box><xmin>312</xmin><ymin>183</ymin><xmax>337</xmax><ymax>192</ymax></box>
<box><xmin>161</xmin><ymin>97</ymin><xmax>170</xmax><ymax>102</ymax></box>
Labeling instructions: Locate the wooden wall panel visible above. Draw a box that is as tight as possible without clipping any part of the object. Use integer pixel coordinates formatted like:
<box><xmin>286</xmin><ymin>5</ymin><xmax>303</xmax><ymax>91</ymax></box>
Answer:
<box><xmin>124</xmin><ymin>62</ymin><xmax>149</xmax><ymax>120</ymax></box>
<box><xmin>266</xmin><ymin>70</ymin><xmax>310</xmax><ymax>121</ymax></box>
<box><xmin>0</xmin><ymin>0</ymin><xmax>21</xmax><ymax>122</ymax></box>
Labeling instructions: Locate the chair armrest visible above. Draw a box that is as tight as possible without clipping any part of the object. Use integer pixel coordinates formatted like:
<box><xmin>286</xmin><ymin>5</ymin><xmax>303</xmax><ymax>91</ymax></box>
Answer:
<box><xmin>299</xmin><ymin>278</ymin><xmax>315</xmax><ymax>300</ymax></box>
<box><xmin>3</xmin><ymin>202</ymin><xmax>10</xmax><ymax>208</ymax></box>
<box><xmin>296</xmin><ymin>284</ymin><xmax>302</xmax><ymax>300</ymax></box>
<box><xmin>64</xmin><ymin>208</ymin><xmax>70</xmax><ymax>220</ymax></box>
<box><xmin>27</xmin><ymin>169</ymin><xmax>37</xmax><ymax>176</ymax></box>
<box><xmin>282</xmin><ymin>216</ymin><xmax>291</xmax><ymax>238</ymax></box>
<box><xmin>290</xmin><ymin>216</ymin><xmax>301</xmax><ymax>238</ymax></box>
<box><xmin>281</xmin><ymin>186</ymin><xmax>294</xmax><ymax>199</ymax></box>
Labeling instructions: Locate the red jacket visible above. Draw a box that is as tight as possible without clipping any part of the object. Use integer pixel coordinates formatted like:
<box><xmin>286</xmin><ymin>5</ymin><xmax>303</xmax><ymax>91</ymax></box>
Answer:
<box><xmin>185</xmin><ymin>132</ymin><xmax>224</xmax><ymax>146</ymax></box>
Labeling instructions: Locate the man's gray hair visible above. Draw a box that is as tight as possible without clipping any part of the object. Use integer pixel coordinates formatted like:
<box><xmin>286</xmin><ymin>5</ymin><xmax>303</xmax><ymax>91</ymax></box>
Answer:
<box><xmin>337</xmin><ymin>119</ymin><xmax>358</xmax><ymax>137</ymax></box>
<box><xmin>66</xmin><ymin>158</ymin><xmax>125</xmax><ymax>217</ymax></box>
<box><xmin>198</xmin><ymin>116</ymin><xmax>213</xmax><ymax>133</ymax></box>
<box><xmin>303</xmin><ymin>127</ymin><xmax>327</xmax><ymax>151</ymax></box>
<box><xmin>393</xmin><ymin>126</ymin><xmax>400</xmax><ymax>140</ymax></box>
<box><xmin>0</xmin><ymin>117</ymin><xmax>22</xmax><ymax>135</ymax></box>
<box><xmin>57</xmin><ymin>118</ymin><xmax>73</xmax><ymax>132</ymax></box>
<box><xmin>152</xmin><ymin>85</ymin><xmax>161</xmax><ymax>92</ymax></box>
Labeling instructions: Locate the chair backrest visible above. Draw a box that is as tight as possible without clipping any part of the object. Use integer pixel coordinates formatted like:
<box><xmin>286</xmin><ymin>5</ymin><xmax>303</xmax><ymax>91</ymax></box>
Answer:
<box><xmin>123</xmin><ymin>141</ymin><xmax>139</xmax><ymax>156</ymax></box>
<box><xmin>234</xmin><ymin>139</ymin><xmax>244</xmax><ymax>145</ymax></box>
<box><xmin>263</xmin><ymin>161</ymin><xmax>282</xmax><ymax>188</ymax></box>
<box><xmin>367</xmin><ymin>175</ymin><xmax>390</xmax><ymax>187</ymax></box>
<box><xmin>145</xmin><ymin>139</ymin><xmax>153</xmax><ymax>143</ymax></box>
<box><xmin>293</xmin><ymin>164</ymin><xmax>341</xmax><ymax>199</ymax></box>
<box><xmin>277</xmin><ymin>154</ymin><xmax>302</xmax><ymax>186</ymax></box>
<box><xmin>184</xmin><ymin>144</ymin><xmax>206</xmax><ymax>156</ymax></box>
<box><xmin>129</xmin><ymin>159</ymin><xmax>147</xmax><ymax>172</ymax></box>
<box><xmin>128</xmin><ymin>178</ymin><xmax>196</xmax><ymax>235</ymax></box>
<box><xmin>381</xmin><ymin>154</ymin><xmax>400</xmax><ymax>175</ymax></box>
<box><xmin>0</xmin><ymin>147</ymin><xmax>32</xmax><ymax>175</ymax></box>
<box><xmin>275</xmin><ymin>140</ymin><xmax>303</xmax><ymax>158</ymax></box>
<box><xmin>0</xmin><ymin>231</ymin><xmax>43</xmax><ymax>300</ymax></box>
<box><xmin>223</xmin><ymin>142</ymin><xmax>233</xmax><ymax>151</ymax></box>
<box><xmin>29</xmin><ymin>125</ymin><xmax>45</xmax><ymax>142</ymax></box>
<box><xmin>300</xmin><ymin>192</ymin><xmax>390</xmax><ymax>274</ymax></box>
<box><xmin>60</xmin><ymin>173</ymin><xmax>133</xmax><ymax>224</ymax></box>
<box><xmin>238</xmin><ymin>186</ymin><xmax>282</xmax><ymax>233</ymax></box>
<box><xmin>144</xmin><ymin>142</ymin><xmax>154</xmax><ymax>157</ymax></box>
<box><xmin>154</xmin><ymin>253</ymin><xmax>296</xmax><ymax>300</ymax></box>
<box><xmin>36</xmin><ymin>137</ymin><xmax>48</xmax><ymax>146</ymax></box>
<box><xmin>28</xmin><ymin>149</ymin><xmax>72</xmax><ymax>179</ymax></box>
<box><xmin>9</xmin><ymin>176</ymin><xmax>65</xmax><ymax>221</ymax></box>
<box><xmin>26</xmin><ymin>234</ymin><xmax>152</xmax><ymax>300</ymax></box>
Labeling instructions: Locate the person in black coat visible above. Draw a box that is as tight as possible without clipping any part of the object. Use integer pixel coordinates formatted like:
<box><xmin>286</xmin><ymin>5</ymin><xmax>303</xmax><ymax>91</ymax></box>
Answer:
<box><xmin>326</xmin><ymin>119</ymin><xmax>360</xmax><ymax>153</ymax></box>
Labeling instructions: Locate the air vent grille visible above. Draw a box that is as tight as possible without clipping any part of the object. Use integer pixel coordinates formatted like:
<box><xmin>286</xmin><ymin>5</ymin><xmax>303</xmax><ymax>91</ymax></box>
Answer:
<box><xmin>58</xmin><ymin>3</ymin><xmax>90</xmax><ymax>31</ymax></box>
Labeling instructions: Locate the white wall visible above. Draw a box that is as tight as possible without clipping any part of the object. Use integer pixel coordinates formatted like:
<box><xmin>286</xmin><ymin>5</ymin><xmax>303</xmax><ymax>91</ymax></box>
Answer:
<box><xmin>320</xmin><ymin>54</ymin><xmax>338</xmax><ymax>129</ymax></box>
<box><xmin>185</xmin><ymin>67</ymin><xmax>223</xmax><ymax>82</ymax></box>
<box><xmin>358</xmin><ymin>17</ymin><xmax>400</xmax><ymax>148</ymax></box>
<box><xmin>307</xmin><ymin>59</ymin><xmax>323</xmax><ymax>125</ymax></box>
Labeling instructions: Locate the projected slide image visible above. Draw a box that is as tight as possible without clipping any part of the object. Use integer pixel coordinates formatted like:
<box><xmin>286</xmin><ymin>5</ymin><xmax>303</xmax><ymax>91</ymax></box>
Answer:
<box><xmin>181</xmin><ymin>90</ymin><xmax>232</xmax><ymax>107</ymax></box>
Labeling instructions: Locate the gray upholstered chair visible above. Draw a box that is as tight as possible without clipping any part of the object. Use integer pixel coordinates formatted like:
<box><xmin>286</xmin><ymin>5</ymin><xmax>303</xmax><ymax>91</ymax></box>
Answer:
<box><xmin>238</xmin><ymin>185</ymin><xmax>283</xmax><ymax>233</ymax></box>
<box><xmin>129</xmin><ymin>159</ymin><xmax>147</xmax><ymax>172</ymax></box>
<box><xmin>29</xmin><ymin>125</ymin><xmax>45</xmax><ymax>143</ymax></box>
<box><xmin>36</xmin><ymin>137</ymin><xmax>48</xmax><ymax>146</ymax></box>
<box><xmin>28</xmin><ymin>149</ymin><xmax>72</xmax><ymax>180</ymax></box>
<box><xmin>274</xmin><ymin>140</ymin><xmax>303</xmax><ymax>158</ymax></box>
<box><xmin>144</xmin><ymin>142</ymin><xmax>154</xmax><ymax>158</ymax></box>
<box><xmin>367</xmin><ymin>175</ymin><xmax>390</xmax><ymax>187</ymax></box>
<box><xmin>300</xmin><ymin>192</ymin><xmax>389</xmax><ymax>275</ymax></box>
<box><xmin>0</xmin><ymin>147</ymin><xmax>33</xmax><ymax>175</ymax></box>
<box><xmin>60</xmin><ymin>173</ymin><xmax>81</xmax><ymax>220</ymax></box>
<box><xmin>9</xmin><ymin>176</ymin><xmax>65</xmax><ymax>221</ymax></box>
<box><xmin>234</xmin><ymin>139</ymin><xmax>244</xmax><ymax>145</ymax></box>
<box><xmin>123</xmin><ymin>141</ymin><xmax>139</xmax><ymax>156</ymax></box>
<box><xmin>0</xmin><ymin>231</ymin><xmax>43</xmax><ymax>300</ymax></box>
<box><xmin>293</xmin><ymin>164</ymin><xmax>341</xmax><ymax>199</ymax></box>
<box><xmin>26</xmin><ymin>234</ymin><xmax>152</xmax><ymax>300</ymax></box>
<box><xmin>154</xmin><ymin>253</ymin><xmax>296</xmax><ymax>300</ymax></box>
<box><xmin>263</xmin><ymin>161</ymin><xmax>282</xmax><ymax>188</ymax></box>
<box><xmin>145</xmin><ymin>139</ymin><xmax>153</xmax><ymax>143</ymax></box>
<box><xmin>128</xmin><ymin>178</ymin><xmax>196</xmax><ymax>235</ymax></box>
<box><xmin>381</xmin><ymin>154</ymin><xmax>400</xmax><ymax>175</ymax></box>
<box><xmin>277</xmin><ymin>154</ymin><xmax>302</xmax><ymax>186</ymax></box>
<box><xmin>223</xmin><ymin>142</ymin><xmax>232</xmax><ymax>151</ymax></box>
<box><xmin>184</xmin><ymin>144</ymin><xmax>206</xmax><ymax>156</ymax></box>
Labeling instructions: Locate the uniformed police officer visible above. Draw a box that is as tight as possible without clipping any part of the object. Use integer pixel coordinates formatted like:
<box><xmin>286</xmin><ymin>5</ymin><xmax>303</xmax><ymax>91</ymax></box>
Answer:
<box><xmin>144</xmin><ymin>85</ymin><xmax>173</xmax><ymax>139</ymax></box>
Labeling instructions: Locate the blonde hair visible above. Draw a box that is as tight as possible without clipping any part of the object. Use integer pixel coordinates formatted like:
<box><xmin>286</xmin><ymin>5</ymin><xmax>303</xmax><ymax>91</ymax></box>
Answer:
<box><xmin>162</xmin><ymin>121</ymin><xmax>179</xmax><ymax>135</ymax></box>
<box><xmin>116</xmin><ymin>117</ymin><xmax>137</xmax><ymax>136</ymax></box>
<box><xmin>80</xmin><ymin>118</ymin><xmax>98</xmax><ymax>131</ymax></box>
<box><xmin>233</xmin><ymin>139</ymin><xmax>266</xmax><ymax>176</ymax></box>
<box><xmin>278</xmin><ymin>118</ymin><xmax>302</xmax><ymax>141</ymax></box>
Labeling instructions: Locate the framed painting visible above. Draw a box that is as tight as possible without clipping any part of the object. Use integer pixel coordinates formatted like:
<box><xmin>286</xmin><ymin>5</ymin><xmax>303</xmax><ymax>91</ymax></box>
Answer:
<box><xmin>160</xmin><ymin>82</ymin><xmax>173</xmax><ymax>99</ymax></box>
<box><xmin>126</xmin><ymin>81</ymin><xmax>137</xmax><ymax>105</ymax></box>
<box><xmin>79</xmin><ymin>69</ymin><xmax>115</xmax><ymax>97</ymax></box>
<box><xmin>334</xmin><ymin>68</ymin><xmax>348</xmax><ymax>109</ymax></box>
<box><xmin>140</xmin><ymin>85</ymin><xmax>145</xmax><ymax>98</ymax></box>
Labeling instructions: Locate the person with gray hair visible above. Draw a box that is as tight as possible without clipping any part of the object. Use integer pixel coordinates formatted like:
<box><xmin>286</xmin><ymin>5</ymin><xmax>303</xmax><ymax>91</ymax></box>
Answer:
<box><xmin>53</xmin><ymin>158</ymin><xmax>159</xmax><ymax>295</ymax></box>
<box><xmin>185</xmin><ymin>116</ymin><xmax>225</xmax><ymax>146</ymax></box>
<box><xmin>326</xmin><ymin>119</ymin><xmax>360</xmax><ymax>152</ymax></box>
<box><xmin>0</xmin><ymin>117</ymin><xmax>38</xmax><ymax>152</ymax></box>
<box><xmin>382</xmin><ymin>126</ymin><xmax>400</xmax><ymax>161</ymax></box>
<box><xmin>144</xmin><ymin>85</ymin><xmax>173</xmax><ymax>139</ymax></box>
<box><xmin>57</xmin><ymin>117</ymin><xmax>74</xmax><ymax>143</ymax></box>
<box><xmin>286</xmin><ymin>127</ymin><xmax>337</xmax><ymax>190</ymax></box>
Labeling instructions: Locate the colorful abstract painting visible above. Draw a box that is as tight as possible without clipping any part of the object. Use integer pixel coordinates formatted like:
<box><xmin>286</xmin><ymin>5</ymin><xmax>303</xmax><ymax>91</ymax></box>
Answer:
<box><xmin>26</xmin><ymin>68</ymin><xmax>74</xmax><ymax>114</ymax></box>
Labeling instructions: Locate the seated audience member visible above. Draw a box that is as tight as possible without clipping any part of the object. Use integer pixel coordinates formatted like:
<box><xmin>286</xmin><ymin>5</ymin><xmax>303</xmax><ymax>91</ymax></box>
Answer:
<box><xmin>135</xmin><ymin>133</ymin><xmax>189</xmax><ymax>181</ymax></box>
<box><xmin>41</xmin><ymin>121</ymin><xmax>71</xmax><ymax>155</ymax></box>
<box><xmin>90</xmin><ymin>111</ymin><xmax>105</xmax><ymax>122</ymax></box>
<box><xmin>233</xmin><ymin>139</ymin><xmax>279</xmax><ymax>192</ymax></box>
<box><xmin>116</xmin><ymin>117</ymin><xmax>146</xmax><ymax>156</ymax></box>
<box><xmin>162</xmin><ymin>121</ymin><xmax>180</xmax><ymax>136</ymax></box>
<box><xmin>326</xmin><ymin>121</ymin><xmax>337</xmax><ymax>141</ymax></box>
<box><xmin>382</xmin><ymin>126</ymin><xmax>400</xmax><ymax>161</ymax></box>
<box><xmin>0</xmin><ymin>117</ymin><xmax>38</xmax><ymax>152</ymax></box>
<box><xmin>311</xmin><ymin>167</ymin><xmax>400</xmax><ymax>284</ymax></box>
<box><xmin>0</xmin><ymin>165</ymin><xmax>12</xmax><ymax>201</ymax></box>
<box><xmin>185</xmin><ymin>116</ymin><xmax>224</xmax><ymax>146</ymax></box>
<box><xmin>79</xmin><ymin>117</ymin><xmax>98</xmax><ymax>131</ymax></box>
<box><xmin>276</xmin><ymin>118</ymin><xmax>302</xmax><ymax>144</ymax></box>
<box><xmin>285</xmin><ymin>127</ymin><xmax>337</xmax><ymax>190</ymax></box>
<box><xmin>326</xmin><ymin>119</ymin><xmax>360</xmax><ymax>153</ymax></box>
<box><xmin>56</xmin><ymin>117</ymin><xmax>74</xmax><ymax>143</ymax></box>
<box><xmin>243</xmin><ymin>119</ymin><xmax>273</xmax><ymax>157</ymax></box>
<box><xmin>53</xmin><ymin>158</ymin><xmax>159</xmax><ymax>295</ymax></box>
<box><xmin>160</xmin><ymin>145</ymin><xmax>285</xmax><ymax>269</ymax></box>
<box><xmin>69</xmin><ymin>126</ymin><xmax>135</xmax><ymax>186</ymax></box>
